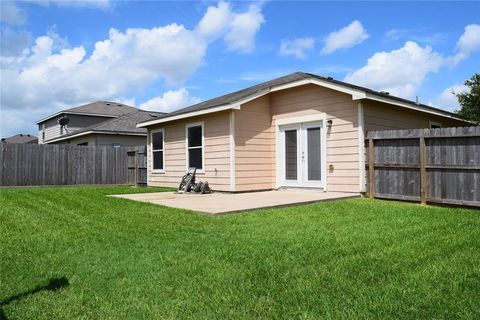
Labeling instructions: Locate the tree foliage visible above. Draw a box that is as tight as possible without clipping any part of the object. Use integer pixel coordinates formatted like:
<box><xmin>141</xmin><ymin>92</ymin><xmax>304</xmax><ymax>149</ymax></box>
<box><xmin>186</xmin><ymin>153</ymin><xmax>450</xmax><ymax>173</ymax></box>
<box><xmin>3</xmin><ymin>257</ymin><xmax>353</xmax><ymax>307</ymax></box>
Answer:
<box><xmin>455</xmin><ymin>73</ymin><xmax>480</xmax><ymax>123</ymax></box>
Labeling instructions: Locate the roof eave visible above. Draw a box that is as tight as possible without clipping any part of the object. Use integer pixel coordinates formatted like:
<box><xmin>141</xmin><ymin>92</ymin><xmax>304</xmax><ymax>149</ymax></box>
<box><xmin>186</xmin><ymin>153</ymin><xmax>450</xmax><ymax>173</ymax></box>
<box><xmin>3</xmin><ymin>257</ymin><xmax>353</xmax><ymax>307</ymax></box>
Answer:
<box><xmin>44</xmin><ymin>130</ymin><xmax>146</xmax><ymax>144</ymax></box>
<box><xmin>36</xmin><ymin>112</ymin><xmax>119</xmax><ymax>124</ymax></box>
<box><xmin>136</xmin><ymin>76</ymin><xmax>472</xmax><ymax>128</ymax></box>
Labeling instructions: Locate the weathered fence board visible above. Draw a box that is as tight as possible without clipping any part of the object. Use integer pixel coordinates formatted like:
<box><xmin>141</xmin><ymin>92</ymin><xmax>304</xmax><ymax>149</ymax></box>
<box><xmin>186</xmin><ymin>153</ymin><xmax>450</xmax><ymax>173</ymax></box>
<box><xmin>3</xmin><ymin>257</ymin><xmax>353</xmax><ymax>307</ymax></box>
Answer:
<box><xmin>0</xmin><ymin>144</ymin><xmax>146</xmax><ymax>187</ymax></box>
<box><xmin>366</xmin><ymin>126</ymin><xmax>480</xmax><ymax>207</ymax></box>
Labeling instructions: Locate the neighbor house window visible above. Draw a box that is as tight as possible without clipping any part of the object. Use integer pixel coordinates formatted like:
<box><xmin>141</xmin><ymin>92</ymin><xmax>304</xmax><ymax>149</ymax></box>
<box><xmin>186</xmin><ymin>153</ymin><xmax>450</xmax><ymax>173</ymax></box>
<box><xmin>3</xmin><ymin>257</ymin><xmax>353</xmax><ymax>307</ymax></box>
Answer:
<box><xmin>186</xmin><ymin>122</ymin><xmax>203</xmax><ymax>170</ymax></box>
<box><xmin>151</xmin><ymin>129</ymin><xmax>164</xmax><ymax>171</ymax></box>
<box><xmin>41</xmin><ymin>124</ymin><xmax>45</xmax><ymax>142</ymax></box>
<box><xmin>430</xmin><ymin>121</ymin><xmax>442</xmax><ymax>129</ymax></box>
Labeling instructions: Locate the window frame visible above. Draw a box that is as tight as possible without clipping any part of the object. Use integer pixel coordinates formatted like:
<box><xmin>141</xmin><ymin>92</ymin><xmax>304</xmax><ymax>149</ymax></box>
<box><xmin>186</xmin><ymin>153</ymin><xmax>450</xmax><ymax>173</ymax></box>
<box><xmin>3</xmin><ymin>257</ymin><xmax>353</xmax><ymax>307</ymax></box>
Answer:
<box><xmin>151</xmin><ymin>128</ymin><xmax>165</xmax><ymax>173</ymax></box>
<box><xmin>185</xmin><ymin>121</ymin><xmax>205</xmax><ymax>172</ymax></box>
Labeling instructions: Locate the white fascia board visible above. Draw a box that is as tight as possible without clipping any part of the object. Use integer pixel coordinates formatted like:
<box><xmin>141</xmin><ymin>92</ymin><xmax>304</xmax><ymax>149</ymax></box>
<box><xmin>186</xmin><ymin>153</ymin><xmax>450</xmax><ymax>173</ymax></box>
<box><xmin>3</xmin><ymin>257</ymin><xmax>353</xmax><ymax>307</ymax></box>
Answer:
<box><xmin>271</xmin><ymin>78</ymin><xmax>366</xmax><ymax>99</ymax></box>
<box><xmin>137</xmin><ymin>89</ymin><xmax>270</xmax><ymax>128</ymax></box>
<box><xmin>363</xmin><ymin>93</ymin><xmax>472</xmax><ymax>123</ymax></box>
<box><xmin>36</xmin><ymin>112</ymin><xmax>118</xmax><ymax>124</ymax></box>
<box><xmin>44</xmin><ymin>131</ymin><xmax>146</xmax><ymax>143</ymax></box>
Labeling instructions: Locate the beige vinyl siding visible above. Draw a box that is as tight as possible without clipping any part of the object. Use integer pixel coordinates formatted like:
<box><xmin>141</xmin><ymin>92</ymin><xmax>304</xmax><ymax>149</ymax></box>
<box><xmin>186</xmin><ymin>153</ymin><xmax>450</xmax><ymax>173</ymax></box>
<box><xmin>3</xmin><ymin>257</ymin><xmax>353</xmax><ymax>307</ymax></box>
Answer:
<box><xmin>271</xmin><ymin>84</ymin><xmax>359</xmax><ymax>193</ymax></box>
<box><xmin>234</xmin><ymin>95</ymin><xmax>275</xmax><ymax>192</ymax></box>
<box><xmin>233</xmin><ymin>84</ymin><xmax>360</xmax><ymax>193</ymax></box>
<box><xmin>147</xmin><ymin>111</ymin><xmax>231</xmax><ymax>191</ymax></box>
<box><xmin>363</xmin><ymin>101</ymin><xmax>465</xmax><ymax>131</ymax></box>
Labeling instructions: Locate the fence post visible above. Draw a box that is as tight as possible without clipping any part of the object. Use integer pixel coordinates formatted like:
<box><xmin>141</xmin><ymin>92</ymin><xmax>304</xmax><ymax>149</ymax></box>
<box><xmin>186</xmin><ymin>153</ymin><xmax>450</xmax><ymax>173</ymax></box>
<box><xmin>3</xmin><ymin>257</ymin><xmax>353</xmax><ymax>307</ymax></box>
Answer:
<box><xmin>368</xmin><ymin>138</ymin><xmax>375</xmax><ymax>199</ymax></box>
<box><xmin>419</xmin><ymin>136</ymin><xmax>427</xmax><ymax>205</ymax></box>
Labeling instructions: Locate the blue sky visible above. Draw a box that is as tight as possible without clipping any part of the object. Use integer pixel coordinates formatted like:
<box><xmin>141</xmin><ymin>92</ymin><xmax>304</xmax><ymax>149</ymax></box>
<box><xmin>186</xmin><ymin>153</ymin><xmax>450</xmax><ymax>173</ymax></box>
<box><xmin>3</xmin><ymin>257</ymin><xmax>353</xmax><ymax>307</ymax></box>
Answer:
<box><xmin>1</xmin><ymin>0</ymin><xmax>479</xmax><ymax>137</ymax></box>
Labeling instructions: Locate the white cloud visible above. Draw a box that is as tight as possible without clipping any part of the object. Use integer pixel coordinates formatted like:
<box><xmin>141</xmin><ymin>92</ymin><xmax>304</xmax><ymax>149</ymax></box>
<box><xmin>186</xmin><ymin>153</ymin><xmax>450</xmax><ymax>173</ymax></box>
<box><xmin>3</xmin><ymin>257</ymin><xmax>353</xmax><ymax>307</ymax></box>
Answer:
<box><xmin>344</xmin><ymin>41</ymin><xmax>444</xmax><ymax>98</ymax></box>
<box><xmin>0</xmin><ymin>1</ymin><xmax>26</xmax><ymax>25</ymax></box>
<box><xmin>224</xmin><ymin>4</ymin><xmax>264</xmax><ymax>53</ymax></box>
<box><xmin>451</xmin><ymin>24</ymin><xmax>480</xmax><ymax>65</ymax></box>
<box><xmin>430</xmin><ymin>84</ymin><xmax>467</xmax><ymax>112</ymax></box>
<box><xmin>139</xmin><ymin>88</ymin><xmax>201</xmax><ymax>112</ymax></box>
<box><xmin>0</xmin><ymin>1</ymin><xmax>265</xmax><ymax>136</ymax></box>
<box><xmin>26</xmin><ymin>0</ymin><xmax>112</xmax><ymax>9</ymax></box>
<box><xmin>196</xmin><ymin>1</ymin><xmax>231</xmax><ymax>41</ymax></box>
<box><xmin>321</xmin><ymin>20</ymin><xmax>369</xmax><ymax>54</ymax></box>
<box><xmin>384</xmin><ymin>28</ymin><xmax>446</xmax><ymax>45</ymax></box>
<box><xmin>279</xmin><ymin>37</ymin><xmax>315</xmax><ymax>59</ymax></box>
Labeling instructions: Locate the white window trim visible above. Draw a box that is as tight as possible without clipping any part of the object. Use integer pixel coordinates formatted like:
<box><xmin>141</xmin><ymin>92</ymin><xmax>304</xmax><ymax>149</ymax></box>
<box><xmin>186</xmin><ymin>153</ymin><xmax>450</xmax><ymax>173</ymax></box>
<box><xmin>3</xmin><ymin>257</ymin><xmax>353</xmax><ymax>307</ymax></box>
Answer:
<box><xmin>429</xmin><ymin>121</ymin><xmax>442</xmax><ymax>129</ymax></box>
<box><xmin>151</xmin><ymin>128</ymin><xmax>165</xmax><ymax>173</ymax></box>
<box><xmin>185</xmin><ymin>121</ymin><xmax>205</xmax><ymax>173</ymax></box>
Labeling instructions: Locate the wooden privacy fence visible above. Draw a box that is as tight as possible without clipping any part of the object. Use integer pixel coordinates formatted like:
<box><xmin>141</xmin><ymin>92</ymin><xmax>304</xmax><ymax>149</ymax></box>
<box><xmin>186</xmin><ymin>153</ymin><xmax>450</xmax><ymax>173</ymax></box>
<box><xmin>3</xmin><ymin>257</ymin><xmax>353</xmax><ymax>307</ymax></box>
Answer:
<box><xmin>366</xmin><ymin>126</ymin><xmax>480</xmax><ymax>207</ymax></box>
<box><xmin>0</xmin><ymin>144</ymin><xmax>147</xmax><ymax>187</ymax></box>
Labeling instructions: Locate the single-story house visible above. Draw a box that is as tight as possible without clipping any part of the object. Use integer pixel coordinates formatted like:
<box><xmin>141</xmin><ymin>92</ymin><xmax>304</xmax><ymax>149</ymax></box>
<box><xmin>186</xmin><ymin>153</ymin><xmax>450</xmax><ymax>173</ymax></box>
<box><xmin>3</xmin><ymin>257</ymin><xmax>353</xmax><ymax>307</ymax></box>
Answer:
<box><xmin>1</xmin><ymin>134</ymin><xmax>38</xmax><ymax>144</ymax></box>
<box><xmin>43</xmin><ymin>110</ymin><xmax>164</xmax><ymax>146</ymax></box>
<box><xmin>137</xmin><ymin>72</ymin><xmax>471</xmax><ymax>193</ymax></box>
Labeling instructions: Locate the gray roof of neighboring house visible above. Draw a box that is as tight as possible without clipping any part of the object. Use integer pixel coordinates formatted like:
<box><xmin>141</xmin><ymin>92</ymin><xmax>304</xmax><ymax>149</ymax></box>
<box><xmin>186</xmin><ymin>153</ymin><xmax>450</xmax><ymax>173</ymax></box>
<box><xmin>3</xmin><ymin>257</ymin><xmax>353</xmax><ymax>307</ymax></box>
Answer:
<box><xmin>1</xmin><ymin>134</ymin><xmax>38</xmax><ymax>144</ymax></box>
<box><xmin>44</xmin><ymin>110</ymin><xmax>165</xmax><ymax>143</ymax></box>
<box><xmin>138</xmin><ymin>71</ymin><xmax>469</xmax><ymax>125</ymax></box>
<box><xmin>36</xmin><ymin>101</ymin><xmax>139</xmax><ymax>124</ymax></box>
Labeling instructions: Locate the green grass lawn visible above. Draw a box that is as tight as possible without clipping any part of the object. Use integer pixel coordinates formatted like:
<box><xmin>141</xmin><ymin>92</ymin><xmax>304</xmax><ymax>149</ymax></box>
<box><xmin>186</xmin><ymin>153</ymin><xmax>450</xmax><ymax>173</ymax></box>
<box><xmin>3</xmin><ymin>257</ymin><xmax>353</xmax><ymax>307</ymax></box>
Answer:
<box><xmin>1</xmin><ymin>186</ymin><xmax>479</xmax><ymax>319</ymax></box>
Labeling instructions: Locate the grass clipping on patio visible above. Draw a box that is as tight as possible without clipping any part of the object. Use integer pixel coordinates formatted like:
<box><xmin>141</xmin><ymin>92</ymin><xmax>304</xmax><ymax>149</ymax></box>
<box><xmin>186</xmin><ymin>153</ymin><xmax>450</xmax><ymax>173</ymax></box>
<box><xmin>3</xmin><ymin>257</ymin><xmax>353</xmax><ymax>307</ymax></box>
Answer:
<box><xmin>1</xmin><ymin>186</ymin><xmax>479</xmax><ymax>319</ymax></box>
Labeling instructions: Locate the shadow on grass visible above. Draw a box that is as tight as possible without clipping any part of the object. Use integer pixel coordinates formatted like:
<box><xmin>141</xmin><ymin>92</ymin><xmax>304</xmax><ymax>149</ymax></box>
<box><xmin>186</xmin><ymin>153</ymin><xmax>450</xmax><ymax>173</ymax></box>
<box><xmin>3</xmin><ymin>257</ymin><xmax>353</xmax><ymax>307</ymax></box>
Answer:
<box><xmin>0</xmin><ymin>277</ymin><xmax>69</xmax><ymax>320</ymax></box>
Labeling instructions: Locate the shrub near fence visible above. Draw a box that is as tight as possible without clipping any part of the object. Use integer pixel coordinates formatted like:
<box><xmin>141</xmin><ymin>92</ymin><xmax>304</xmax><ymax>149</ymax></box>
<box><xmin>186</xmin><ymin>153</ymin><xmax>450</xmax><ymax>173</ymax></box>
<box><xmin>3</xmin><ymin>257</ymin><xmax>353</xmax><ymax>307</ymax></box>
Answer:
<box><xmin>0</xmin><ymin>144</ymin><xmax>146</xmax><ymax>187</ymax></box>
<box><xmin>366</xmin><ymin>126</ymin><xmax>480</xmax><ymax>207</ymax></box>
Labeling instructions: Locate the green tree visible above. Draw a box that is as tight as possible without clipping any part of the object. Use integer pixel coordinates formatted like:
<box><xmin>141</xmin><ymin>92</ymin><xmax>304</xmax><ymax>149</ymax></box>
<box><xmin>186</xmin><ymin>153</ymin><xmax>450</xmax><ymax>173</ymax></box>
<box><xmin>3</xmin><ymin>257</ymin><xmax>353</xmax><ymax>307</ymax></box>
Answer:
<box><xmin>455</xmin><ymin>73</ymin><xmax>480</xmax><ymax>123</ymax></box>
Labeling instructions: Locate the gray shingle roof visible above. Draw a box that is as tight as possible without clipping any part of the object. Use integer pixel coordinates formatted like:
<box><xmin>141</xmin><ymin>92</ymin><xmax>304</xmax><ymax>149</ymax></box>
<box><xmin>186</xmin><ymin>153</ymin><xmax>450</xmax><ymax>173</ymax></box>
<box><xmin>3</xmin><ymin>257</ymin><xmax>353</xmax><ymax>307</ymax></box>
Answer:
<box><xmin>45</xmin><ymin>110</ymin><xmax>165</xmax><ymax>143</ymax></box>
<box><xmin>138</xmin><ymin>71</ymin><xmax>469</xmax><ymax>125</ymax></box>
<box><xmin>1</xmin><ymin>134</ymin><xmax>38</xmax><ymax>144</ymax></box>
<box><xmin>37</xmin><ymin>101</ymin><xmax>139</xmax><ymax>124</ymax></box>
<box><xmin>65</xmin><ymin>101</ymin><xmax>138</xmax><ymax>116</ymax></box>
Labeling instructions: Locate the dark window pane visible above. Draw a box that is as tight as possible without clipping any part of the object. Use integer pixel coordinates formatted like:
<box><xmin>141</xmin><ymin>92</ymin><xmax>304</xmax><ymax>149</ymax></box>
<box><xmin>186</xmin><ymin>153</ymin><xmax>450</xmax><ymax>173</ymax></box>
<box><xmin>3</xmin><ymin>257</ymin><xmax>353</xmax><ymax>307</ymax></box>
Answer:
<box><xmin>188</xmin><ymin>126</ymin><xmax>202</xmax><ymax>147</ymax></box>
<box><xmin>307</xmin><ymin>127</ymin><xmax>321</xmax><ymax>180</ymax></box>
<box><xmin>152</xmin><ymin>131</ymin><xmax>163</xmax><ymax>150</ymax></box>
<box><xmin>285</xmin><ymin>129</ymin><xmax>297</xmax><ymax>180</ymax></box>
<box><xmin>188</xmin><ymin>148</ymin><xmax>202</xmax><ymax>169</ymax></box>
<box><xmin>153</xmin><ymin>151</ymin><xmax>163</xmax><ymax>170</ymax></box>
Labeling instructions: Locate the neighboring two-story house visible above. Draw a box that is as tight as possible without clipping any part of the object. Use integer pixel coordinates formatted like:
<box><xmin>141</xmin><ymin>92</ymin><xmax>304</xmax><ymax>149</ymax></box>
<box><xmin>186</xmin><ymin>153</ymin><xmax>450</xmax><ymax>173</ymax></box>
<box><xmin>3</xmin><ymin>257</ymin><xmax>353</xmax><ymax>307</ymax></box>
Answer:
<box><xmin>36</xmin><ymin>101</ymin><xmax>164</xmax><ymax>147</ymax></box>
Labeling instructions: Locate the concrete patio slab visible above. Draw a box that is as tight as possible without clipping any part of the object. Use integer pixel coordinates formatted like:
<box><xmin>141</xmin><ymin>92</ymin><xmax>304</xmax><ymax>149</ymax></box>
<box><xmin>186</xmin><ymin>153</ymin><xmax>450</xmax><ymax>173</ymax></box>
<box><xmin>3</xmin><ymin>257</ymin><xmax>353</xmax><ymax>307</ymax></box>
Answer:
<box><xmin>109</xmin><ymin>189</ymin><xmax>359</xmax><ymax>214</ymax></box>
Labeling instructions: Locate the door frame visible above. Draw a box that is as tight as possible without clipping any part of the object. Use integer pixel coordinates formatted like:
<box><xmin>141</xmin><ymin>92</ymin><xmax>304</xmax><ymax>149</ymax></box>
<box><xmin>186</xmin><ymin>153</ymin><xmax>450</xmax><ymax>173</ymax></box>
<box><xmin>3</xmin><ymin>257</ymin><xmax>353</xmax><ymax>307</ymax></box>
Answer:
<box><xmin>275</xmin><ymin>113</ymin><xmax>327</xmax><ymax>190</ymax></box>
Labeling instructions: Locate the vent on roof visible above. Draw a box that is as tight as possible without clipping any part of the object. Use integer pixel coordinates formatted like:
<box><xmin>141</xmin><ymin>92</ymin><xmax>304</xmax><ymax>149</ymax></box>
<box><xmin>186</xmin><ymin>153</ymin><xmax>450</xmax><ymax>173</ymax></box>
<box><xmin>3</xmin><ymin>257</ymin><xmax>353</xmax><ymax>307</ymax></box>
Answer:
<box><xmin>1</xmin><ymin>138</ymin><xmax>6</xmax><ymax>142</ymax></box>
<box><xmin>117</xmin><ymin>104</ymin><xmax>122</xmax><ymax>107</ymax></box>
<box><xmin>327</xmin><ymin>77</ymin><xmax>334</xmax><ymax>80</ymax></box>
<box><xmin>149</xmin><ymin>114</ymin><xmax>159</xmax><ymax>118</ymax></box>
<box><xmin>380</xmin><ymin>91</ymin><xmax>390</xmax><ymax>95</ymax></box>
<box><xmin>20</xmin><ymin>134</ymin><xmax>23</xmax><ymax>137</ymax></box>
<box><xmin>106</xmin><ymin>103</ymin><xmax>111</xmax><ymax>106</ymax></box>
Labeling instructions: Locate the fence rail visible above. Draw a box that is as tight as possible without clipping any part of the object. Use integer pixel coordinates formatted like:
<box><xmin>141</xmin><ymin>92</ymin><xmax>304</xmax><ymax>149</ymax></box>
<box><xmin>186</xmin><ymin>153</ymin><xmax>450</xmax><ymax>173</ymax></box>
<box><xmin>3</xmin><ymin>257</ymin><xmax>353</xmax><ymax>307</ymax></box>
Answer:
<box><xmin>366</xmin><ymin>126</ymin><xmax>480</xmax><ymax>207</ymax></box>
<box><xmin>0</xmin><ymin>144</ymin><xmax>147</xmax><ymax>187</ymax></box>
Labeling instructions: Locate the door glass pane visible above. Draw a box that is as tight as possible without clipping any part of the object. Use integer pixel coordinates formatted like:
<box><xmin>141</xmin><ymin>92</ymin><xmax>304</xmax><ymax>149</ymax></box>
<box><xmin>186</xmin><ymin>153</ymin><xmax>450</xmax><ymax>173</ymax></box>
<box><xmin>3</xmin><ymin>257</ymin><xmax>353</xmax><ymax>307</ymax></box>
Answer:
<box><xmin>285</xmin><ymin>129</ymin><xmax>297</xmax><ymax>180</ymax></box>
<box><xmin>188</xmin><ymin>148</ymin><xmax>202</xmax><ymax>169</ymax></box>
<box><xmin>307</xmin><ymin>127</ymin><xmax>321</xmax><ymax>180</ymax></box>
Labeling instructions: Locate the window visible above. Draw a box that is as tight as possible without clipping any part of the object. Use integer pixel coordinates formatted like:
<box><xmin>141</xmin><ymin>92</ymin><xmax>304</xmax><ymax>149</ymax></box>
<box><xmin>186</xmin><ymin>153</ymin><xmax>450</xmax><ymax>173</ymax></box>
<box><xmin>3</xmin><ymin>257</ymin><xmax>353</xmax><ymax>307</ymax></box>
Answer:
<box><xmin>41</xmin><ymin>124</ymin><xmax>45</xmax><ymax>142</ymax></box>
<box><xmin>151</xmin><ymin>129</ymin><xmax>164</xmax><ymax>171</ymax></box>
<box><xmin>430</xmin><ymin>121</ymin><xmax>442</xmax><ymax>129</ymax></box>
<box><xmin>186</xmin><ymin>123</ymin><xmax>203</xmax><ymax>170</ymax></box>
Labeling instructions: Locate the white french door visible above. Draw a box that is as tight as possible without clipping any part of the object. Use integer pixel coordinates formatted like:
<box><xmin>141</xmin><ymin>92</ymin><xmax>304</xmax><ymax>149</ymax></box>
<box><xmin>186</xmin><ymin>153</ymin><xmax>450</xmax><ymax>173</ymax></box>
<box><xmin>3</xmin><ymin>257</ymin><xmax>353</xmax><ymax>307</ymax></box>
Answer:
<box><xmin>279</xmin><ymin>121</ymin><xmax>324</xmax><ymax>188</ymax></box>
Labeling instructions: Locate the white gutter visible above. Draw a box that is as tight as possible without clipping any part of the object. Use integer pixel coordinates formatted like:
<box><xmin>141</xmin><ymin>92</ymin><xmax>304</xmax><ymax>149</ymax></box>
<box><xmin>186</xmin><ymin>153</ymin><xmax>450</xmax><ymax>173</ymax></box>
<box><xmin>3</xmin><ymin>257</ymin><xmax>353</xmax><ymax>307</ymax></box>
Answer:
<box><xmin>137</xmin><ymin>89</ymin><xmax>270</xmax><ymax>128</ymax></box>
<box><xmin>44</xmin><ymin>131</ymin><xmax>146</xmax><ymax>144</ymax></box>
<box><xmin>36</xmin><ymin>112</ymin><xmax>119</xmax><ymax>124</ymax></box>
